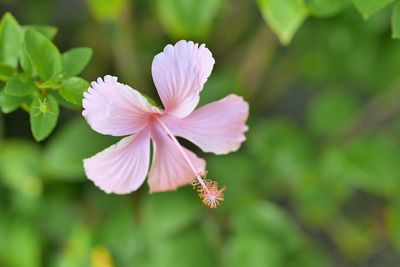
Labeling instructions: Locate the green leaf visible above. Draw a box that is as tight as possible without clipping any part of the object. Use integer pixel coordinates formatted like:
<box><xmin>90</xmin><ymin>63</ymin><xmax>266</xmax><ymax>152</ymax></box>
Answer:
<box><xmin>0</xmin><ymin>12</ymin><xmax>22</xmax><ymax>68</ymax></box>
<box><xmin>4</xmin><ymin>74</ymin><xmax>37</xmax><ymax>96</ymax></box>
<box><xmin>0</xmin><ymin>89</ymin><xmax>30</xmax><ymax>113</ymax></box>
<box><xmin>352</xmin><ymin>0</ymin><xmax>395</xmax><ymax>19</ymax></box>
<box><xmin>59</xmin><ymin>77</ymin><xmax>89</xmax><ymax>105</ymax></box>
<box><xmin>392</xmin><ymin>2</ymin><xmax>400</xmax><ymax>38</ymax></box>
<box><xmin>19</xmin><ymin>25</ymin><xmax>57</xmax><ymax>77</ymax></box>
<box><xmin>43</xmin><ymin>117</ymin><xmax>116</xmax><ymax>180</ymax></box>
<box><xmin>0</xmin><ymin>63</ymin><xmax>14</xmax><ymax>81</ymax></box>
<box><xmin>62</xmin><ymin>48</ymin><xmax>92</xmax><ymax>78</ymax></box>
<box><xmin>29</xmin><ymin>95</ymin><xmax>59</xmax><ymax>141</ymax></box>
<box><xmin>51</xmin><ymin>91</ymin><xmax>81</xmax><ymax>110</ymax></box>
<box><xmin>156</xmin><ymin>0</ymin><xmax>222</xmax><ymax>39</ymax></box>
<box><xmin>24</xmin><ymin>25</ymin><xmax>57</xmax><ymax>39</ymax></box>
<box><xmin>25</xmin><ymin>29</ymin><xmax>62</xmax><ymax>81</ymax></box>
<box><xmin>20</xmin><ymin>45</ymin><xmax>35</xmax><ymax>76</ymax></box>
<box><xmin>305</xmin><ymin>0</ymin><xmax>350</xmax><ymax>17</ymax></box>
<box><xmin>257</xmin><ymin>0</ymin><xmax>308</xmax><ymax>45</ymax></box>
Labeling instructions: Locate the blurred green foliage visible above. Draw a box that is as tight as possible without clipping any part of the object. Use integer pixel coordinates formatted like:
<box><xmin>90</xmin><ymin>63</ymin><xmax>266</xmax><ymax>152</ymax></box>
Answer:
<box><xmin>1</xmin><ymin>0</ymin><xmax>400</xmax><ymax>267</ymax></box>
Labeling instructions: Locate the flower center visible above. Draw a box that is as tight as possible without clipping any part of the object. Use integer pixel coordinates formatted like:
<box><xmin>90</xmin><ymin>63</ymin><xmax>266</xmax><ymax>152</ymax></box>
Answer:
<box><xmin>156</xmin><ymin>117</ymin><xmax>225</xmax><ymax>208</ymax></box>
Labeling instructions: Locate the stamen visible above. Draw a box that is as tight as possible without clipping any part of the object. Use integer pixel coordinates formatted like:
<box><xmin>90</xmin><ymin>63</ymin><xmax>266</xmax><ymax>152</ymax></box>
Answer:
<box><xmin>192</xmin><ymin>175</ymin><xmax>225</xmax><ymax>208</ymax></box>
<box><xmin>156</xmin><ymin>117</ymin><xmax>226</xmax><ymax>208</ymax></box>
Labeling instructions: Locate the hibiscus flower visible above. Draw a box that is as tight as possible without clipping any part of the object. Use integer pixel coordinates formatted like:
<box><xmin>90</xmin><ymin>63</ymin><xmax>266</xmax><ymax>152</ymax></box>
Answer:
<box><xmin>82</xmin><ymin>40</ymin><xmax>249</xmax><ymax>208</ymax></box>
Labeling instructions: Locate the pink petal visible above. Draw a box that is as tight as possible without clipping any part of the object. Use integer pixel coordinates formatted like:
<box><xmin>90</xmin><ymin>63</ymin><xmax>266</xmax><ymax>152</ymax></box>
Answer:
<box><xmin>163</xmin><ymin>94</ymin><xmax>249</xmax><ymax>155</ymax></box>
<box><xmin>151</xmin><ymin>40</ymin><xmax>215</xmax><ymax>118</ymax></box>
<box><xmin>83</xmin><ymin>130</ymin><xmax>151</xmax><ymax>194</ymax></box>
<box><xmin>148</xmin><ymin>123</ymin><xmax>206</xmax><ymax>193</ymax></box>
<box><xmin>82</xmin><ymin>75</ymin><xmax>160</xmax><ymax>136</ymax></box>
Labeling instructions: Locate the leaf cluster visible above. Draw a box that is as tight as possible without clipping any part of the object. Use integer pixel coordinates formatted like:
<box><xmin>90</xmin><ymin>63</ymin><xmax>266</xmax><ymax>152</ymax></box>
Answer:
<box><xmin>0</xmin><ymin>13</ymin><xmax>92</xmax><ymax>141</ymax></box>
<box><xmin>257</xmin><ymin>0</ymin><xmax>400</xmax><ymax>44</ymax></box>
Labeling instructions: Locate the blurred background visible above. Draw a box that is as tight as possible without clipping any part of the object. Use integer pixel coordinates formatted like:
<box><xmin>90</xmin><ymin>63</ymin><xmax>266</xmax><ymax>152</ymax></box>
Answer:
<box><xmin>1</xmin><ymin>0</ymin><xmax>400</xmax><ymax>266</ymax></box>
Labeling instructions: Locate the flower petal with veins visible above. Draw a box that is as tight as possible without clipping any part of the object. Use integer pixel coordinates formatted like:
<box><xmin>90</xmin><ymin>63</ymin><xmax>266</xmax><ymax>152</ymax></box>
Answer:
<box><xmin>83</xmin><ymin>75</ymin><xmax>160</xmax><ymax>136</ymax></box>
<box><xmin>83</xmin><ymin>130</ymin><xmax>151</xmax><ymax>194</ymax></box>
<box><xmin>151</xmin><ymin>40</ymin><xmax>214</xmax><ymax>118</ymax></box>
<box><xmin>163</xmin><ymin>94</ymin><xmax>249</xmax><ymax>155</ymax></box>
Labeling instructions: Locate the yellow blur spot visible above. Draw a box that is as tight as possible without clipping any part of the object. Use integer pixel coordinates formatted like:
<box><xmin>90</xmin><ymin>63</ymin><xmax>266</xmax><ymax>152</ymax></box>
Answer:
<box><xmin>91</xmin><ymin>246</ymin><xmax>115</xmax><ymax>267</ymax></box>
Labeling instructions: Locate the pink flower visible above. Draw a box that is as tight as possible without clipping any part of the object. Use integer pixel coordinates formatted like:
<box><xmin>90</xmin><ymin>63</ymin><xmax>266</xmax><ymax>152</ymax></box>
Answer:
<box><xmin>82</xmin><ymin>40</ymin><xmax>249</xmax><ymax>208</ymax></box>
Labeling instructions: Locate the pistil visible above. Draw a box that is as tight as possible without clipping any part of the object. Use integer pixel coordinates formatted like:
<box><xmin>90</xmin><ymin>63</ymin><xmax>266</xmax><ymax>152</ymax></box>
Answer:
<box><xmin>156</xmin><ymin>117</ymin><xmax>225</xmax><ymax>208</ymax></box>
